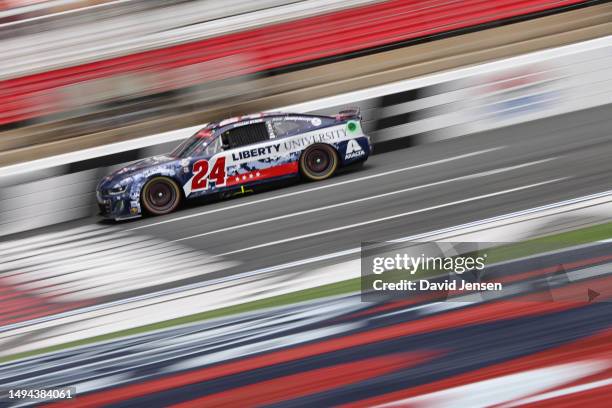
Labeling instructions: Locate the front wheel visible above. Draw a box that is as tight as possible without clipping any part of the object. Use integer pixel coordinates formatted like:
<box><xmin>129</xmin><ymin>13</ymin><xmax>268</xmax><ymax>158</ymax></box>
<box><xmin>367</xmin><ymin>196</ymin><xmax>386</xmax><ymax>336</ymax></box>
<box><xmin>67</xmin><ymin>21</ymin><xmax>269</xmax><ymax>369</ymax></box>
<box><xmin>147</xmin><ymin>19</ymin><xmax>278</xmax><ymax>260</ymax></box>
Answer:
<box><xmin>141</xmin><ymin>177</ymin><xmax>181</xmax><ymax>216</ymax></box>
<box><xmin>299</xmin><ymin>144</ymin><xmax>339</xmax><ymax>181</ymax></box>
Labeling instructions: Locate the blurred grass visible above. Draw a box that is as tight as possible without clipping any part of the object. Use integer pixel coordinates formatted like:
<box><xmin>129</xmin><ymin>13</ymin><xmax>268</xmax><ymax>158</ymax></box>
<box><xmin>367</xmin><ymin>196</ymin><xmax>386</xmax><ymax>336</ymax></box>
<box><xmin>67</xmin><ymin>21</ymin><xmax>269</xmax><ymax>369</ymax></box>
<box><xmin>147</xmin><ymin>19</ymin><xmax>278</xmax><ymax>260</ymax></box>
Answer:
<box><xmin>1</xmin><ymin>221</ymin><xmax>610</xmax><ymax>364</ymax></box>
<box><xmin>0</xmin><ymin>278</ymin><xmax>361</xmax><ymax>364</ymax></box>
<box><xmin>483</xmin><ymin>222</ymin><xmax>612</xmax><ymax>263</ymax></box>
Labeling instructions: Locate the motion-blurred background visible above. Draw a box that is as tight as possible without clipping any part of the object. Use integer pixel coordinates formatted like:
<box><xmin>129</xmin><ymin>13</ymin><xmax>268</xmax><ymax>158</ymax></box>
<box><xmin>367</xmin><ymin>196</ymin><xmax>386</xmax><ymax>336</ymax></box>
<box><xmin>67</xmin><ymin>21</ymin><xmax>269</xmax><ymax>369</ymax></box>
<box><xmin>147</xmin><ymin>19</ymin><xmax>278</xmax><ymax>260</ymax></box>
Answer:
<box><xmin>0</xmin><ymin>0</ymin><xmax>611</xmax><ymax>407</ymax></box>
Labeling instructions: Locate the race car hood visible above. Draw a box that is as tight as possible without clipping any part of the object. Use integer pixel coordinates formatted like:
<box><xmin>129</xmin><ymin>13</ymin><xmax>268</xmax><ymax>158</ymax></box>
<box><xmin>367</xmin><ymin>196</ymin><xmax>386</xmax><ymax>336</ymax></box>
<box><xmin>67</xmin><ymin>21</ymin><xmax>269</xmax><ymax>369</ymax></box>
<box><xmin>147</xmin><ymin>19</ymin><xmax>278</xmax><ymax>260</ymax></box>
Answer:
<box><xmin>99</xmin><ymin>155</ymin><xmax>177</xmax><ymax>189</ymax></box>
<box><xmin>119</xmin><ymin>155</ymin><xmax>176</xmax><ymax>174</ymax></box>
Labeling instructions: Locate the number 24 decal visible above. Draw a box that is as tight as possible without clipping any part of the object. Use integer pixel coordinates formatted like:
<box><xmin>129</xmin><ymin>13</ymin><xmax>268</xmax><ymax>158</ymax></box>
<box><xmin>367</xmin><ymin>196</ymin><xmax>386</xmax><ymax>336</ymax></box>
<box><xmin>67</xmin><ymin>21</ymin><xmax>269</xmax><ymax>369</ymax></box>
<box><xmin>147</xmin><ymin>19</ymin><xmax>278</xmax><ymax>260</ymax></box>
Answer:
<box><xmin>191</xmin><ymin>157</ymin><xmax>226</xmax><ymax>191</ymax></box>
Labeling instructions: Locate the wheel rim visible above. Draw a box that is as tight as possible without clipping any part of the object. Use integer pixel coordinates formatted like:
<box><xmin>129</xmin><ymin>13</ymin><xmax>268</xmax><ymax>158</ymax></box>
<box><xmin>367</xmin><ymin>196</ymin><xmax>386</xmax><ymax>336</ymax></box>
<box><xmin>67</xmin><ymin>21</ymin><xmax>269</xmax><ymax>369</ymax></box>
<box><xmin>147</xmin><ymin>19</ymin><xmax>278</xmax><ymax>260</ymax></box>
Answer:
<box><xmin>146</xmin><ymin>180</ymin><xmax>176</xmax><ymax>212</ymax></box>
<box><xmin>305</xmin><ymin>147</ymin><xmax>332</xmax><ymax>176</ymax></box>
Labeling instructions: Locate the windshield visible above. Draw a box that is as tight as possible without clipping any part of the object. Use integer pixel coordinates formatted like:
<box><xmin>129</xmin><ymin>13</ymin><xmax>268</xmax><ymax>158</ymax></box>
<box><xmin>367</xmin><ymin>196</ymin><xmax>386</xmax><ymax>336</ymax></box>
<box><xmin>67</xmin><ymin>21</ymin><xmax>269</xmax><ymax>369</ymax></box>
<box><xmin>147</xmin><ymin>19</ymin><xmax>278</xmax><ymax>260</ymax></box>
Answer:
<box><xmin>171</xmin><ymin>125</ymin><xmax>217</xmax><ymax>158</ymax></box>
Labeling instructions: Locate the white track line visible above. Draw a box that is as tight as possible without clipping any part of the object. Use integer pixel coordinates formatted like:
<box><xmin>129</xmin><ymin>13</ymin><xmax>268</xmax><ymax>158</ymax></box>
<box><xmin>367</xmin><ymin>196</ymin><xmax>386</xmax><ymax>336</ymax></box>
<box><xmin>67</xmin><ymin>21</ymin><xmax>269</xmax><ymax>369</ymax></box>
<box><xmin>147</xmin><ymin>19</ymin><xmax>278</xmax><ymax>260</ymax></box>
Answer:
<box><xmin>174</xmin><ymin>157</ymin><xmax>556</xmax><ymax>242</ymax></box>
<box><xmin>128</xmin><ymin>147</ymin><xmax>505</xmax><ymax>231</ymax></box>
<box><xmin>218</xmin><ymin>178</ymin><xmax>568</xmax><ymax>256</ymax></box>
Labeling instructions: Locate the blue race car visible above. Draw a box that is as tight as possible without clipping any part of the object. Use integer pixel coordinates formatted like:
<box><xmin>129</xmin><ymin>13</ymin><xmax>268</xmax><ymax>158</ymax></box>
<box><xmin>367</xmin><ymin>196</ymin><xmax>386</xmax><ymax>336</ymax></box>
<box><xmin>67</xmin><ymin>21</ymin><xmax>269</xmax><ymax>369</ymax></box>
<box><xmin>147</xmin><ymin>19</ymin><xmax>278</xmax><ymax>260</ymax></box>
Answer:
<box><xmin>96</xmin><ymin>110</ymin><xmax>371</xmax><ymax>220</ymax></box>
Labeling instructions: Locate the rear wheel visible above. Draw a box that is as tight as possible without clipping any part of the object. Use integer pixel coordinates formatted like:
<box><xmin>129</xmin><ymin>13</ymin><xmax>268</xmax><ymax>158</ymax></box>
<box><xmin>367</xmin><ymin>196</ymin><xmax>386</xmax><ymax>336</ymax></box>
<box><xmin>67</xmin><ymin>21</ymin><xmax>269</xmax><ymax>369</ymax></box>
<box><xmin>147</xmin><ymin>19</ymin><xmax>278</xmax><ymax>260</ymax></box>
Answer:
<box><xmin>300</xmin><ymin>144</ymin><xmax>338</xmax><ymax>181</ymax></box>
<box><xmin>142</xmin><ymin>177</ymin><xmax>181</xmax><ymax>215</ymax></box>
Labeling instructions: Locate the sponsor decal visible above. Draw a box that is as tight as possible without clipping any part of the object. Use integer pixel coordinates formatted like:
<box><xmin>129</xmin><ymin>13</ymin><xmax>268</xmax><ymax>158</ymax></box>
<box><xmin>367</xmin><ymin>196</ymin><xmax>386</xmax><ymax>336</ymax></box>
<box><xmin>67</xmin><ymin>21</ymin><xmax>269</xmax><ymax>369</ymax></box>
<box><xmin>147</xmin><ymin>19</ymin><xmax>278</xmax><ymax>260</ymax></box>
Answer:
<box><xmin>345</xmin><ymin>139</ymin><xmax>364</xmax><ymax>159</ymax></box>
<box><xmin>232</xmin><ymin>118</ymin><xmax>264</xmax><ymax>127</ymax></box>
<box><xmin>478</xmin><ymin>67</ymin><xmax>560</xmax><ymax>118</ymax></box>
<box><xmin>311</xmin><ymin>117</ymin><xmax>322</xmax><ymax>126</ymax></box>
<box><xmin>274</xmin><ymin>116</ymin><xmax>318</xmax><ymax>123</ymax></box>
<box><xmin>232</xmin><ymin>145</ymin><xmax>281</xmax><ymax>161</ymax></box>
<box><xmin>229</xmin><ymin>127</ymin><xmax>349</xmax><ymax>164</ymax></box>
<box><xmin>187</xmin><ymin>156</ymin><xmax>227</xmax><ymax>194</ymax></box>
<box><xmin>282</xmin><ymin>128</ymin><xmax>347</xmax><ymax>151</ymax></box>
<box><xmin>129</xmin><ymin>200</ymin><xmax>140</xmax><ymax>215</ymax></box>
<box><xmin>347</xmin><ymin>120</ymin><xmax>358</xmax><ymax>132</ymax></box>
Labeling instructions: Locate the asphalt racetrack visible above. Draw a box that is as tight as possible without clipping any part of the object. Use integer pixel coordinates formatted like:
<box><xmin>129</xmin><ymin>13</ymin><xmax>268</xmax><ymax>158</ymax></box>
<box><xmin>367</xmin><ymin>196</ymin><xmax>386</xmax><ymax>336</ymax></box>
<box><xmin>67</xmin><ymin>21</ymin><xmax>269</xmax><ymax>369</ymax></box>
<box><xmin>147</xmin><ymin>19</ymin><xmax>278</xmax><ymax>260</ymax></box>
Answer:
<box><xmin>2</xmin><ymin>103</ymin><xmax>612</xmax><ymax>324</ymax></box>
<box><xmin>117</xmin><ymin>104</ymin><xmax>612</xmax><ymax>267</ymax></box>
<box><xmin>97</xmin><ymin>104</ymin><xmax>610</xmax><ymax>268</ymax></box>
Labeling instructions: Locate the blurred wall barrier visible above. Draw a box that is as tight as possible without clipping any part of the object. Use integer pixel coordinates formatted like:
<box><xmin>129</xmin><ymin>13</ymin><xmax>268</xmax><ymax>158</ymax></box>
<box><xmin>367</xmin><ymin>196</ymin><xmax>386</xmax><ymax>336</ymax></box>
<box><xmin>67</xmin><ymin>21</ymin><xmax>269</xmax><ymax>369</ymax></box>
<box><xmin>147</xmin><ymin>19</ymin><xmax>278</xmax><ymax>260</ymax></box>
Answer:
<box><xmin>294</xmin><ymin>37</ymin><xmax>612</xmax><ymax>146</ymax></box>
<box><xmin>0</xmin><ymin>0</ymin><xmax>597</xmax><ymax>126</ymax></box>
<box><xmin>0</xmin><ymin>35</ymin><xmax>611</xmax><ymax>236</ymax></box>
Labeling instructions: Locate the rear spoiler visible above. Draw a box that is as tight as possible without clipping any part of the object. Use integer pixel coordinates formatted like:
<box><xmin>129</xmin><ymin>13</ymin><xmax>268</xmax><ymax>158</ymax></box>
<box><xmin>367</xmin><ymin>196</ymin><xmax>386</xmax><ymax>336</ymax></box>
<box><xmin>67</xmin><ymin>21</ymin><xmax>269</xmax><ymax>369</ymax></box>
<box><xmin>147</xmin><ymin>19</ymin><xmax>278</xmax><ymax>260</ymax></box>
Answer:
<box><xmin>335</xmin><ymin>107</ymin><xmax>361</xmax><ymax>121</ymax></box>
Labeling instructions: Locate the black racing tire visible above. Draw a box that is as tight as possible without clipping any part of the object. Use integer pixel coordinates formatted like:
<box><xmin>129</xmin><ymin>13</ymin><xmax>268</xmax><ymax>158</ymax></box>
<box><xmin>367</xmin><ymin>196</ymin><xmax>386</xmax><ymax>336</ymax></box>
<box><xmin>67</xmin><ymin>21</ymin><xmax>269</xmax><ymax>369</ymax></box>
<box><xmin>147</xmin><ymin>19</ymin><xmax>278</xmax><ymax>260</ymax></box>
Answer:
<box><xmin>141</xmin><ymin>177</ymin><xmax>181</xmax><ymax>216</ymax></box>
<box><xmin>299</xmin><ymin>144</ymin><xmax>339</xmax><ymax>181</ymax></box>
